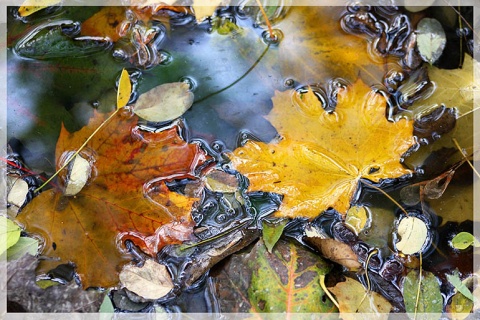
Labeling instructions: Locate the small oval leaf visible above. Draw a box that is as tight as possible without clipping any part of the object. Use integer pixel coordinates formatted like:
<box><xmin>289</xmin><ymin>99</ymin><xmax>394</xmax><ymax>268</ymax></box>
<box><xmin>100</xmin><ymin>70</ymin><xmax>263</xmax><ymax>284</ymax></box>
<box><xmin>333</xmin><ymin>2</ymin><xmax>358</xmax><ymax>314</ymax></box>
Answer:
<box><xmin>7</xmin><ymin>175</ymin><xmax>29</xmax><ymax>209</ymax></box>
<box><xmin>395</xmin><ymin>216</ymin><xmax>428</xmax><ymax>255</ymax></box>
<box><xmin>451</xmin><ymin>232</ymin><xmax>480</xmax><ymax>250</ymax></box>
<box><xmin>133</xmin><ymin>82</ymin><xmax>194</xmax><ymax>122</ymax></box>
<box><xmin>1</xmin><ymin>217</ymin><xmax>21</xmax><ymax>255</ymax></box>
<box><xmin>64</xmin><ymin>155</ymin><xmax>91</xmax><ymax>196</ymax></box>
<box><xmin>416</xmin><ymin>18</ymin><xmax>447</xmax><ymax>64</ymax></box>
<box><xmin>117</xmin><ymin>68</ymin><xmax>132</xmax><ymax>109</ymax></box>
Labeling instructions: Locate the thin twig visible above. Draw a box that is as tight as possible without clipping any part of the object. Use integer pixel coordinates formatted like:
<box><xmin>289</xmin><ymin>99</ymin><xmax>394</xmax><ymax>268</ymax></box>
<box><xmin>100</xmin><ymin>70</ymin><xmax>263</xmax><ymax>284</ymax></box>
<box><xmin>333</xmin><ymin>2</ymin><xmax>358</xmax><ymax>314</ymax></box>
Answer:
<box><xmin>254</xmin><ymin>0</ymin><xmax>274</xmax><ymax>39</ymax></box>
<box><xmin>319</xmin><ymin>274</ymin><xmax>340</xmax><ymax>309</ymax></box>
<box><xmin>362</xmin><ymin>180</ymin><xmax>409</xmax><ymax>216</ymax></box>
<box><xmin>414</xmin><ymin>251</ymin><xmax>423</xmax><ymax>320</ymax></box>
<box><xmin>34</xmin><ymin>108</ymin><xmax>121</xmax><ymax>193</ymax></box>
<box><xmin>452</xmin><ymin>138</ymin><xmax>480</xmax><ymax>178</ymax></box>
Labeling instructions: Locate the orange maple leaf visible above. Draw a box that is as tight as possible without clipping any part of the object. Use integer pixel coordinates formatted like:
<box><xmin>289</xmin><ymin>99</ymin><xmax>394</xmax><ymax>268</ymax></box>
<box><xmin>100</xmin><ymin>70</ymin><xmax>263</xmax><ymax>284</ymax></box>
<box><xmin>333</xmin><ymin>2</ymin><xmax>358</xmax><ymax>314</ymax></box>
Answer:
<box><xmin>228</xmin><ymin>79</ymin><xmax>416</xmax><ymax>218</ymax></box>
<box><xmin>17</xmin><ymin>110</ymin><xmax>210</xmax><ymax>288</ymax></box>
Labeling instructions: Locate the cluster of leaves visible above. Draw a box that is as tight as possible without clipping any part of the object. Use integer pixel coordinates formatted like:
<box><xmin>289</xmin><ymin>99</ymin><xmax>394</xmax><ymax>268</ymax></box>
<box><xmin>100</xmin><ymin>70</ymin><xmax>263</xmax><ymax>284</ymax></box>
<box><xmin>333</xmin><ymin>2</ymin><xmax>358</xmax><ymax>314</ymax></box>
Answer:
<box><xmin>5</xmin><ymin>1</ymin><xmax>478</xmax><ymax>317</ymax></box>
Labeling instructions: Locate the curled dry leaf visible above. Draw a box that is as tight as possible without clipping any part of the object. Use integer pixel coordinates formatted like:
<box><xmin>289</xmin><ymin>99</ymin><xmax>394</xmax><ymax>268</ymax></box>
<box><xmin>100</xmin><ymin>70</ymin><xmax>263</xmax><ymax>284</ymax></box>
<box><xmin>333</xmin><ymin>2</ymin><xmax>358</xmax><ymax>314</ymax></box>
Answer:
<box><xmin>133</xmin><ymin>82</ymin><xmax>194</xmax><ymax>122</ymax></box>
<box><xmin>395</xmin><ymin>216</ymin><xmax>428</xmax><ymax>255</ymax></box>
<box><xmin>306</xmin><ymin>237</ymin><xmax>361</xmax><ymax>270</ymax></box>
<box><xmin>229</xmin><ymin>79</ymin><xmax>415</xmax><ymax>218</ymax></box>
<box><xmin>119</xmin><ymin>259</ymin><xmax>174</xmax><ymax>300</ymax></box>
<box><xmin>63</xmin><ymin>155</ymin><xmax>91</xmax><ymax>196</ymax></box>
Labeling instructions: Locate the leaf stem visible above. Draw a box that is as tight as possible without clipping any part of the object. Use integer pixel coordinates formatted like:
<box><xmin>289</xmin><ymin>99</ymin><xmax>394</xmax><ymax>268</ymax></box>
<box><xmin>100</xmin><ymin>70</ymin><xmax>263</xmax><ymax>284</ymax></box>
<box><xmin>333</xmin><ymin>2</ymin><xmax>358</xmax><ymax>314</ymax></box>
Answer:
<box><xmin>254</xmin><ymin>0</ymin><xmax>274</xmax><ymax>39</ymax></box>
<box><xmin>34</xmin><ymin>108</ymin><xmax>121</xmax><ymax>193</ymax></box>
<box><xmin>414</xmin><ymin>251</ymin><xmax>423</xmax><ymax>320</ymax></box>
<box><xmin>319</xmin><ymin>274</ymin><xmax>339</xmax><ymax>309</ymax></box>
<box><xmin>194</xmin><ymin>44</ymin><xmax>271</xmax><ymax>104</ymax></box>
<box><xmin>452</xmin><ymin>138</ymin><xmax>480</xmax><ymax>178</ymax></box>
<box><xmin>362</xmin><ymin>180</ymin><xmax>409</xmax><ymax>216</ymax></box>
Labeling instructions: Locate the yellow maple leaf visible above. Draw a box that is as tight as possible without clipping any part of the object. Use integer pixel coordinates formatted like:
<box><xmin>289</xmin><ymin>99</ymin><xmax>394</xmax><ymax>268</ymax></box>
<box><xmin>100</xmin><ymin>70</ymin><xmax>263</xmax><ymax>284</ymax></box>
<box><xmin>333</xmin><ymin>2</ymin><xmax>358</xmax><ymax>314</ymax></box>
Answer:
<box><xmin>229</xmin><ymin>79</ymin><xmax>416</xmax><ymax>218</ymax></box>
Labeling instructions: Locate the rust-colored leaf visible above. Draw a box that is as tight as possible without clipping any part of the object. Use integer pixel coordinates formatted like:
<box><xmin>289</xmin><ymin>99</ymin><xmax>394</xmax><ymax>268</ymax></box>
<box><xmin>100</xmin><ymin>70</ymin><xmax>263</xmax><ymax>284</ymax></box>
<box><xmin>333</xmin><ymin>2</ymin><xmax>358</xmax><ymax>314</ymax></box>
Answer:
<box><xmin>229</xmin><ymin>79</ymin><xmax>416</xmax><ymax>218</ymax></box>
<box><xmin>17</xmin><ymin>111</ymin><xmax>210</xmax><ymax>288</ymax></box>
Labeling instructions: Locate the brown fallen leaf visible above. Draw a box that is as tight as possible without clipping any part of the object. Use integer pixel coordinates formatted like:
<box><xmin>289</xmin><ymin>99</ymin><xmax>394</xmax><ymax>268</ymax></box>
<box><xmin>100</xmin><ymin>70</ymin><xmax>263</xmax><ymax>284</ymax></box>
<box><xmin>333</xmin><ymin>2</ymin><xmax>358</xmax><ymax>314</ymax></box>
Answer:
<box><xmin>17</xmin><ymin>111</ymin><xmax>210</xmax><ymax>288</ymax></box>
<box><xmin>306</xmin><ymin>237</ymin><xmax>361</xmax><ymax>270</ymax></box>
<box><xmin>229</xmin><ymin>79</ymin><xmax>416</xmax><ymax>218</ymax></box>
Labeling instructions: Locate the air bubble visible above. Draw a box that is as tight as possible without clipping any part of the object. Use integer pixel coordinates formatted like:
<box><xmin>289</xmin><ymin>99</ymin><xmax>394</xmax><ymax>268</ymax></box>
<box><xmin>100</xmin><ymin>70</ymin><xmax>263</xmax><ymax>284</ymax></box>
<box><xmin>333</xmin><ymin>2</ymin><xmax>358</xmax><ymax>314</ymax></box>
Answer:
<box><xmin>261</xmin><ymin>29</ymin><xmax>284</xmax><ymax>46</ymax></box>
<box><xmin>179</xmin><ymin>76</ymin><xmax>197</xmax><ymax>91</ymax></box>
<box><xmin>284</xmin><ymin>78</ymin><xmax>294</xmax><ymax>87</ymax></box>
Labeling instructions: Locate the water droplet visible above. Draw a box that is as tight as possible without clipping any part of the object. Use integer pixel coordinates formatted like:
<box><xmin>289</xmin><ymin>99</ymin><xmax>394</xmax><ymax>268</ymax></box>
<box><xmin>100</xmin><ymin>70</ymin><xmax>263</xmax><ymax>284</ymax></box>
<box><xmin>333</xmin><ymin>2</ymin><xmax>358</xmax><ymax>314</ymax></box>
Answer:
<box><xmin>284</xmin><ymin>78</ymin><xmax>294</xmax><ymax>87</ymax></box>
<box><xmin>456</xmin><ymin>27</ymin><xmax>471</xmax><ymax>38</ymax></box>
<box><xmin>158</xmin><ymin>50</ymin><xmax>172</xmax><ymax>65</ymax></box>
<box><xmin>261</xmin><ymin>29</ymin><xmax>284</xmax><ymax>46</ymax></box>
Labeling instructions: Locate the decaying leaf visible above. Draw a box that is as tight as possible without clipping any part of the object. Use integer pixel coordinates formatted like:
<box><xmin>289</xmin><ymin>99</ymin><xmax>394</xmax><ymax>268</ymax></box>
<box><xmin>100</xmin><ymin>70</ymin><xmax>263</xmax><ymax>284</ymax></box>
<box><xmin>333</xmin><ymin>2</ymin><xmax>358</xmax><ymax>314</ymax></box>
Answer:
<box><xmin>1</xmin><ymin>216</ymin><xmax>21</xmax><ymax>255</ymax></box>
<box><xmin>63</xmin><ymin>155</ymin><xmax>91</xmax><ymax>196</ymax></box>
<box><xmin>193</xmin><ymin>0</ymin><xmax>226</xmax><ymax>22</ymax></box>
<box><xmin>403</xmin><ymin>269</ymin><xmax>443</xmax><ymax>314</ymax></box>
<box><xmin>17</xmin><ymin>111</ymin><xmax>210</xmax><ymax>288</ymax></box>
<box><xmin>7</xmin><ymin>254</ymin><xmax>105</xmax><ymax>312</ymax></box>
<box><xmin>395</xmin><ymin>216</ymin><xmax>428</xmax><ymax>255</ymax></box>
<box><xmin>204</xmin><ymin>168</ymin><xmax>239</xmax><ymax>193</ymax></box>
<box><xmin>18</xmin><ymin>0</ymin><xmax>61</xmax><ymax>17</ymax></box>
<box><xmin>451</xmin><ymin>231</ymin><xmax>480</xmax><ymax>250</ymax></box>
<box><xmin>306</xmin><ymin>237</ymin><xmax>361</xmax><ymax>270</ymax></box>
<box><xmin>329</xmin><ymin>277</ymin><xmax>392</xmax><ymax>316</ymax></box>
<box><xmin>133</xmin><ymin>82</ymin><xmax>194</xmax><ymax>122</ymax></box>
<box><xmin>211</xmin><ymin>239</ymin><xmax>337</xmax><ymax>313</ymax></box>
<box><xmin>119</xmin><ymin>259</ymin><xmax>174</xmax><ymax>300</ymax></box>
<box><xmin>416</xmin><ymin>18</ymin><xmax>446</xmax><ymax>65</ymax></box>
<box><xmin>229</xmin><ymin>79</ymin><xmax>415</xmax><ymax>218</ymax></box>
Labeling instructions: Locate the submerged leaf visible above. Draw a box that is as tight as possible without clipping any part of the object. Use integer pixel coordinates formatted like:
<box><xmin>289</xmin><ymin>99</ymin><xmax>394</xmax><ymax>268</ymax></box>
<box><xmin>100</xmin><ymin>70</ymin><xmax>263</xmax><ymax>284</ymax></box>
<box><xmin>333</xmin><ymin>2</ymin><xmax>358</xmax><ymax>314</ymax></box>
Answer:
<box><xmin>133</xmin><ymin>82</ymin><xmax>194</xmax><ymax>122</ymax></box>
<box><xmin>229</xmin><ymin>79</ymin><xmax>415</xmax><ymax>217</ymax></box>
<box><xmin>416</xmin><ymin>18</ymin><xmax>446</xmax><ymax>64</ymax></box>
<box><xmin>119</xmin><ymin>260</ymin><xmax>174</xmax><ymax>300</ymax></box>
<box><xmin>403</xmin><ymin>269</ymin><xmax>443</xmax><ymax>314</ymax></box>
<box><xmin>17</xmin><ymin>111</ymin><xmax>210</xmax><ymax>288</ymax></box>
<box><xmin>329</xmin><ymin>277</ymin><xmax>392</xmax><ymax>315</ymax></box>
<box><xmin>306</xmin><ymin>237</ymin><xmax>361</xmax><ymax>270</ymax></box>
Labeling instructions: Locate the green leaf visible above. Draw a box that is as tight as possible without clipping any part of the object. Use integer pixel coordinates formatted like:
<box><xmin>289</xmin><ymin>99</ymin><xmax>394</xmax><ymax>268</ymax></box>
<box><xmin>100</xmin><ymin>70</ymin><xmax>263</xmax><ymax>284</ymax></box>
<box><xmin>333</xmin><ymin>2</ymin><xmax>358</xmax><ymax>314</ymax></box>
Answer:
<box><xmin>446</xmin><ymin>270</ymin><xmax>475</xmax><ymax>302</ymax></box>
<box><xmin>1</xmin><ymin>216</ymin><xmax>21</xmax><ymax>255</ymax></box>
<box><xmin>451</xmin><ymin>232</ymin><xmax>480</xmax><ymax>250</ymax></box>
<box><xmin>403</xmin><ymin>269</ymin><xmax>443</xmax><ymax>314</ymax></box>
<box><xmin>7</xmin><ymin>237</ymin><xmax>39</xmax><ymax>261</ymax></box>
<box><xmin>99</xmin><ymin>292</ymin><xmax>114</xmax><ymax>314</ymax></box>
<box><xmin>248</xmin><ymin>239</ymin><xmax>336</xmax><ymax>313</ymax></box>
<box><xmin>262</xmin><ymin>219</ymin><xmax>287</xmax><ymax>253</ymax></box>
<box><xmin>416</xmin><ymin>18</ymin><xmax>447</xmax><ymax>64</ymax></box>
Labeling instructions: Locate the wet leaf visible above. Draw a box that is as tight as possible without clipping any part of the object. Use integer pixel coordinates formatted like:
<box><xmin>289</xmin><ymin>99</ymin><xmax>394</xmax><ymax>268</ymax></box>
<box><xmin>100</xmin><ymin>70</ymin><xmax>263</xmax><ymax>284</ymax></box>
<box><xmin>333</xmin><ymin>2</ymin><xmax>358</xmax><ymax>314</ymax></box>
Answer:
<box><xmin>229</xmin><ymin>79</ymin><xmax>415</xmax><ymax>218</ymax></box>
<box><xmin>7</xmin><ymin>175</ymin><xmax>29</xmax><ymax>211</ymax></box>
<box><xmin>81</xmin><ymin>7</ymin><xmax>126</xmax><ymax>42</ymax></box>
<box><xmin>17</xmin><ymin>111</ymin><xmax>210</xmax><ymax>288</ymax></box>
<box><xmin>211</xmin><ymin>239</ymin><xmax>337</xmax><ymax>313</ymax></box>
<box><xmin>133</xmin><ymin>82</ymin><xmax>194</xmax><ymax>122</ymax></box>
<box><xmin>446</xmin><ymin>270</ymin><xmax>475</xmax><ymax>302</ymax></box>
<box><xmin>416</xmin><ymin>18</ymin><xmax>447</xmax><ymax>64</ymax></box>
<box><xmin>18</xmin><ymin>0</ymin><xmax>61</xmax><ymax>17</ymax></box>
<box><xmin>193</xmin><ymin>1</ymin><xmax>224</xmax><ymax>22</ymax></box>
<box><xmin>119</xmin><ymin>260</ymin><xmax>174</xmax><ymax>300</ymax></box>
<box><xmin>99</xmin><ymin>292</ymin><xmax>115</xmax><ymax>313</ymax></box>
<box><xmin>329</xmin><ymin>277</ymin><xmax>392</xmax><ymax>315</ymax></box>
<box><xmin>403</xmin><ymin>269</ymin><xmax>443</xmax><ymax>314</ymax></box>
<box><xmin>7</xmin><ymin>254</ymin><xmax>105</xmax><ymax>312</ymax></box>
<box><xmin>117</xmin><ymin>68</ymin><xmax>132</xmax><ymax>109</ymax></box>
<box><xmin>262</xmin><ymin>219</ymin><xmax>287</xmax><ymax>253</ymax></box>
<box><xmin>345</xmin><ymin>206</ymin><xmax>369</xmax><ymax>235</ymax></box>
<box><xmin>413</xmin><ymin>105</ymin><xmax>457</xmax><ymax>145</ymax></box>
<box><xmin>451</xmin><ymin>232</ymin><xmax>480</xmax><ymax>250</ymax></box>
<box><xmin>7</xmin><ymin>237</ymin><xmax>39</xmax><ymax>261</ymax></box>
<box><xmin>395</xmin><ymin>216</ymin><xmax>428</xmax><ymax>255</ymax></box>
<box><xmin>447</xmin><ymin>291</ymin><xmax>473</xmax><ymax>319</ymax></box>
<box><xmin>306</xmin><ymin>237</ymin><xmax>361</xmax><ymax>270</ymax></box>
<box><xmin>204</xmin><ymin>168</ymin><xmax>239</xmax><ymax>193</ymax></box>
<box><xmin>1</xmin><ymin>217</ymin><xmax>21</xmax><ymax>255</ymax></box>
<box><xmin>63</xmin><ymin>155</ymin><xmax>91</xmax><ymax>196</ymax></box>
